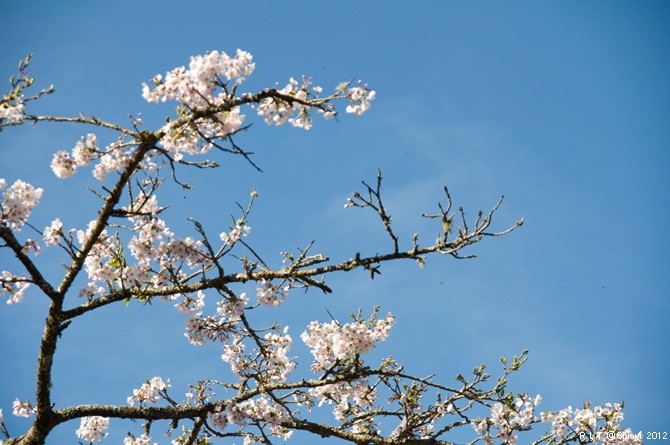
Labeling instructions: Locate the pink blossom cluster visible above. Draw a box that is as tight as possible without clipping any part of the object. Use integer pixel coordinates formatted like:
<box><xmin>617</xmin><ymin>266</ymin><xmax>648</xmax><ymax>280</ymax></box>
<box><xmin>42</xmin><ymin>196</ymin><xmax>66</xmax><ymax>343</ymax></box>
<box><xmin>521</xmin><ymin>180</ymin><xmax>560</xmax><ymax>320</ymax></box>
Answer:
<box><xmin>0</xmin><ymin>102</ymin><xmax>25</xmax><ymax>124</ymax></box>
<box><xmin>159</xmin><ymin>112</ymin><xmax>245</xmax><ymax>160</ymax></box>
<box><xmin>182</xmin><ymin>293</ymin><xmax>247</xmax><ymax>346</ymax></box>
<box><xmin>220</xmin><ymin>327</ymin><xmax>295</xmax><ymax>383</ymax></box>
<box><xmin>48</xmin><ymin>51</ymin><xmax>377</xmax><ymax>184</ymax></box>
<box><xmin>222</xmin><ymin>396</ymin><xmax>292</xmax><ymax>440</ymax></box>
<box><xmin>159</xmin><ymin>235</ymin><xmax>212</xmax><ymax>272</ymax></box>
<box><xmin>184</xmin><ymin>312</ymin><xmax>228</xmax><ymax>346</ymax></box>
<box><xmin>220</xmin><ymin>334</ymin><xmax>246</xmax><ymax>376</ymax></box>
<box><xmin>216</xmin><ymin>292</ymin><xmax>247</xmax><ymax>318</ymax></box>
<box><xmin>0</xmin><ymin>178</ymin><xmax>43</xmax><ymax>231</ymax></box>
<box><xmin>142</xmin><ymin>50</ymin><xmax>254</xmax><ymax>159</ymax></box>
<box><xmin>300</xmin><ymin>311</ymin><xmax>396</xmax><ymax>370</ymax></box>
<box><xmin>309</xmin><ymin>378</ymin><xmax>378</xmax><ymax>425</ymax></box>
<box><xmin>540</xmin><ymin>402</ymin><xmax>642</xmax><ymax>445</ymax></box>
<box><xmin>256</xmin><ymin>77</ymin><xmax>331</xmax><ymax>130</ymax></box>
<box><xmin>49</xmin><ymin>133</ymin><xmax>135</xmax><ymax>181</ymax></box>
<box><xmin>75</xmin><ymin>416</ymin><xmax>110</xmax><ymax>443</ymax></box>
<box><xmin>65</xmin><ymin>192</ymin><xmax>222</xmax><ymax>300</ymax></box>
<box><xmin>256</xmin><ymin>279</ymin><xmax>289</xmax><ymax>307</ymax></box>
<box><xmin>46</xmin><ymin>132</ymin><xmax>135</xmax><ymax>183</ymax></box>
<box><xmin>20</xmin><ymin>238</ymin><xmax>40</xmax><ymax>256</ymax></box>
<box><xmin>219</xmin><ymin>223</ymin><xmax>250</xmax><ymax>247</ymax></box>
<box><xmin>259</xmin><ymin>328</ymin><xmax>296</xmax><ymax>382</ymax></box>
<box><xmin>127</xmin><ymin>377</ymin><xmax>169</xmax><ymax>406</ymax></box>
<box><xmin>177</xmin><ymin>288</ymin><xmax>293</xmax><ymax>382</ymax></box>
<box><xmin>0</xmin><ymin>101</ymin><xmax>24</xmax><ymax>124</ymax></box>
<box><xmin>1</xmin><ymin>271</ymin><xmax>30</xmax><ymax>304</ymax></box>
<box><xmin>174</xmin><ymin>290</ymin><xmax>206</xmax><ymax>314</ymax></box>
<box><xmin>255</xmin><ymin>77</ymin><xmax>376</xmax><ymax>130</ymax></box>
<box><xmin>42</xmin><ymin>218</ymin><xmax>63</xmax><ymax>246</ymax></box>
<box><xmin>123</xmin><ymin>434</ymin><xmax>155</xmax><ymax>445</ymax></box>
<box><xmin>12</xmin><ymin>398</ymin><xmax>35</xmax><ymax>418</ymax></box>
<box><xmin>387</xmin><ymin>392</ymin><xmax>453</xmax><ymax>440</ymax></box>
<box><xmin>473</xmin><ymin>395</ymin><xmax>541</xmax><ymax>445</ymax></box>
<box><xmin>345</xmin><ymin>83</ymin><xmax>376</xmax><ymax>115</ymax></box>
<box><xmin>140</xmin><ymin>50</ymin><xmax>374</xmax><ymax>159</ymax></box>
<box><xmin>389</xmin><ymin>392</ymin><xmax>454</xmax><ymax>440</ymax></box>
<box><xmin>142</xmin><ymin>50</ymin><xmax>255</xmax><ymax>107</ymax></box>
<box><xmin>74</xmin><ymin>219</ymin><xmax>120</xmax><ymax>298</ymax></box>
<box><xmin>91</xmin><ymin>138</ymin><xmax>131</xmax><ymax>181</ymax></box>
<box><xmin>207</xmin><ymin>405</ymin><xmax>228</xmax><ymax>430</ymax></box>
<box><xmin>237</xmin><ymin>397</ymin><xmax>292</xmax><ymax>439</ymax></box>
<box><xmin>0</xmin><ymin>178</ymin><xmax>44</xmax><ymax>303</ymax></box>
<box><xmin>125</xmin><ymin>194</ymin><xmax>173</xmax><ymax>268</ymax></box>
<box><xmin>50</xmin><ymin>133</ymin><xmax>98</xmax><ymax>178</ymax></box>
<box><xmin>472</xmin><ymin>397</ymin><xmax>641</xmax><ymax>445</ymax></box>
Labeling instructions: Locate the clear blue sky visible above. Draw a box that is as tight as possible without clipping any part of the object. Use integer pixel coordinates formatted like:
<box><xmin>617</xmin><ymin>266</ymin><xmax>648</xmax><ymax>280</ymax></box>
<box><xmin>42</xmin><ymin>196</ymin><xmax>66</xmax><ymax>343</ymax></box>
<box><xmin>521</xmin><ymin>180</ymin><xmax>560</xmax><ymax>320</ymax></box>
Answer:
<box><xmin>1</xmin><ymin>1</ymin><xmax>668</xmax><ymax>443</ymax></box>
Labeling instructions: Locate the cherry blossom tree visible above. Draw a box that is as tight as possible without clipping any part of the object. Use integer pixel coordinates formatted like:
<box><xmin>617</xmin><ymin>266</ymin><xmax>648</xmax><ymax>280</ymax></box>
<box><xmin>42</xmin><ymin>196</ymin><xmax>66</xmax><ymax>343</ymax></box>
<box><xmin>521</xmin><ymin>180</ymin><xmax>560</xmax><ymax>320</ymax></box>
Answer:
<box><xmin>0</xmin><ymin>52</ymin><xmax>641</xmax><ymax>445</ymax></box>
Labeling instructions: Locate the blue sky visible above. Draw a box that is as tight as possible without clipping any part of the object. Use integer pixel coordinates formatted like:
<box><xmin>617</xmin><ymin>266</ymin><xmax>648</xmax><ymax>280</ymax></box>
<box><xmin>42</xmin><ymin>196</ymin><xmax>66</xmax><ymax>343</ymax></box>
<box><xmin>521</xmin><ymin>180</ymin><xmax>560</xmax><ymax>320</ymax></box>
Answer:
<box><xmin>1</xmin><ymin>1</ymin><xmax>668</xmax><ymax>443</ymax></box>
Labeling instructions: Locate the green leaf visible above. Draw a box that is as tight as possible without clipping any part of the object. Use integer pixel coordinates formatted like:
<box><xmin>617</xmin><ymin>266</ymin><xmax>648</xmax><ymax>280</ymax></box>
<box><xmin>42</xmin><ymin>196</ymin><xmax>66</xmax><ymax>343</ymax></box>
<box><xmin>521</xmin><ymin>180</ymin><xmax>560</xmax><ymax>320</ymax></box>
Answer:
<box><xmin>335</xmin><ymin>81</ymin><xmax>349</xmax><ymax>94</ymax></box>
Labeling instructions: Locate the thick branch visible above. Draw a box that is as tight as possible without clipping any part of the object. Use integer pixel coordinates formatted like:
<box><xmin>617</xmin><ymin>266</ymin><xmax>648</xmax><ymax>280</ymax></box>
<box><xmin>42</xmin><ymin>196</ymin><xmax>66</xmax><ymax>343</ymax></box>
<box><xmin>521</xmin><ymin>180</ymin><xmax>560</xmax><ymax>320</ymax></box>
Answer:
<box><xmin>0</xmin><ymin>225</ymin><xmax>58</xmax><ymax>298</ymax></box>
<box><xmin>60</xmin><ymin>201</ymin><xmax>522</xmax><ymax>320</ymax></box>
<box><xmin>57</xmin><ymin>131</ymin><xmax>157</xmax><ymax>297</ymax></box>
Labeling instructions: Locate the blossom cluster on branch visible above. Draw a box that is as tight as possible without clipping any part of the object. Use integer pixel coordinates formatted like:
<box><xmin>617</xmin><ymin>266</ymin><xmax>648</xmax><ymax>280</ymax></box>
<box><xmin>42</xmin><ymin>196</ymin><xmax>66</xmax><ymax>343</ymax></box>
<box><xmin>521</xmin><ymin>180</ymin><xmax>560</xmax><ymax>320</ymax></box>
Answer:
<box><xmin>0</xmin><ymin>51</ymin><xmax>639</xmax><ymax>445</ymax></box>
